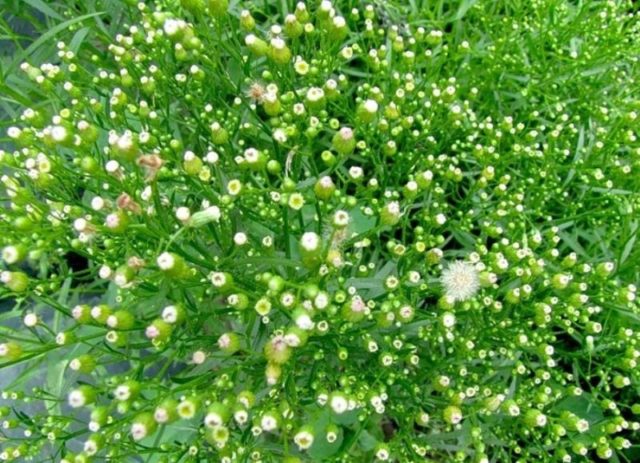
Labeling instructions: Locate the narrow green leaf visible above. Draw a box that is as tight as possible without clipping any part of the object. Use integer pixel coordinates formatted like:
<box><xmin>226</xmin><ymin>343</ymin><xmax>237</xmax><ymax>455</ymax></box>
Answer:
<box><xmin>23</xmin><ymin>0</ymin><xmax>64</xmax><ymax>20</ymax></box>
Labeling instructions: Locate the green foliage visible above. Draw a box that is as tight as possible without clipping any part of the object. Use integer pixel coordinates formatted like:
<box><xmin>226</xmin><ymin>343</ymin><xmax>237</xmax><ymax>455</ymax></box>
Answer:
<box><xmin>0</xmin><ymin>0</ymin><xmax>639</xmax><ymax>462</ymax></box>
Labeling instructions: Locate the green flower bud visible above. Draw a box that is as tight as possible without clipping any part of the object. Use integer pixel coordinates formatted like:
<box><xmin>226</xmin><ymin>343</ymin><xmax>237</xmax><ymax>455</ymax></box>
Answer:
<box><xmin>217</xmin><ymin>332</ymin><xmax>241</xmax><ymax>354</ymax></box>
<box><xmin>187</xmin><ymin>206</ymin><xmax>221</xmax><ymax>228</ymax></box>
<box><xmin>380</xmin><ymin>201</ymin><xmax>402</xmax><ymax>226</ymax></box>
<box><xmin>91</xmin><ymin>304</ymin><xmax>112</xmax><ymax>324</ymax></box>
<box><xmin>293</xmin><ymin>425</ymin><xmax>315</xmax><ymax>450</ymax></box>
<box><xmin>106</xmin><ymin>310</ymin><xmax>135</xmax><ymax>330</ymax></box>
<box><xmin>341</xmin><ymin>296</ymin><xmax>368</xmax><ymax>323</ymax></box>
<box><xmin>68</xmin><ymin>385</ymin><xmax>96</xmax><ymax>408</ymax></box>
<box><xmin>0</xmin><ymin>342</ymin><xmax>22</xmax><ymax>361</ymax></box>
<box><xmin>210</xmin><ymin>271</ymin><xmax>234</xmax><ymax>292</ymax></box>
<box><xmin>332</xmin><ymin>127</ymin><xmax>356</xmax><ymax>155</ymax></box>
<box><xmin>245</xmin><ymin>34</ymin><xmax>269</xmax><ymax>56</ymax></box>
<box><xmin>208</xmin><ymin>0</ymin><xmax>228</xmax><ymax>18</ymax></box>
<box><xmin>114</xmin><ymin>380</ymin><xmax>140</xmax><ymax>401</ymax></box>
<box><xmin>210</xmin><ymin>122</ymin><xmax>229</xmax><ymax>144</ymax></box>
<box><xmin>357</xmin><ymin>99</ymin><xmax>378</xmax><ymax>123</ymax></box>
<box><xmin>264</xmin><ymin>334</ymin><xmax>292</xmax><ymax>364</ymax></box>
<box><xmin>0</xmin><ymin>271</ymin><xmax>29</xmax><ymax>292</ymax></box>
<box><xmin>69</xmin><ymin>354</ymin><xmax>96</xmax><ymax>374</ymax></box>
<box><xmin>90</xmin><ymin>406</ymin><xmax>109</xmax><ymax>431</ymax></box>
<box><xmin>132</xmin><ymin>412</ymin><xmax>157</xmax><ymax>441</ymax></box>
<box><xmin>181</xmin><ymin>0</ymin><xmax>206</xmax><ymax>14</ymax></box>
<box><xmin>72</xmin><ymin>304</ymin><xmax>92</xmax><ymax>324</ymax></box>
<box><xmin>104</xmin><ymin>210</ymin><xmax>129</xmax><ymax>234</ymax></box>
<box><xmin>204</xmin><ymin>402</ymin><xmax>231</xmax><ymax>428</ymax></box>
<box><xmin>327</xmin><ymin>16</ymin><xmax>348</xmax><ymax>41</ymax></box>
<box><xmin>262</xmin><ymin>92</ymin><xmax>281</xmax><ymax>116</ymax></box>
<box><xmin>314</xmin><ymin>176</ymin><xmax>336</xmax><ymax>200</ymax></box>
<box><xmin>269</xmin><ymin>37</ymin><xmax>292</xmax><ymax>64</ymax></box>
<box><xmin>443</xmin><ymin>405</ymin><xmax>463</xmax><ymax>424</ymax></box>
<box><xmin>183</xmin><ymin>151</ymin><xmax>203</xmax><ymax>175</ymax></box>
<box><xmin>265</xmin><ymin>362</ymin><xmax>282</xmax><ymax>384</ymax></box>
<box><xmin>300</xmin><ymin>232</ymin><xmax>322</xmax><ymax>268</ymax></box>
<box><xmin>157</xmin><ymin>252</ymin><xmax>190</xmax><ymax>279</ymax></box>
<box><xmin>155</xmin><ymin>398</ymin><xmax>179</xmax><ymax>424</ymax></box>
<box><xmin>284</xmin><ymin>15</ymin><xmax>304</xmax><ymax>39</ymax></box>
<box><xmin>145</xmin><ymin>318</ymin><xmax>173</xmax><ymax>343</ymax></box>
<box><xmin>240</xmin><ymin>10</ymin><xmax>256</xmax><ymax>30</ymax></box>
<box><xmin>523</xmin><ymin>409</ymin><xmax>547</xmax><ymax>428</ymax></box>
<box><xmin>1</xmin><ymin>244</ymin><xmax>27</xmax><ymax>264</ymax></box>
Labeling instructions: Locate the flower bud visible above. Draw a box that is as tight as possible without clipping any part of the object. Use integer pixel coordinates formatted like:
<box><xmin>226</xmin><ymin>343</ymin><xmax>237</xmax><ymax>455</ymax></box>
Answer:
<box><xmin>205</xmin><ymin>402</ymin><xmax>231</xmax><ymax>428</ymax></box>
<box><xmin>106</xmin><ymin>310</ymin><xmax>135</xmax><ymax>330</ymax></box>
<box><xmin>300</xmin><ymin>232</ymin><xmax>322</xmax><ymax>267</ymax></box>
<box><xmin>217</xmin><ymin>332</ymin><xmax>241</xmax><ymax>354</ymax></box>
<box><xmin>72</xmin><ymin>304</ymin><xmax>92</xmax><ymax>324</ymax></box>
<box><xmin>245</xmin><ymin>34</ymin><xmax>269</xmax><ymax>56</ymax></box>
<box><xmin>2</xmin><ymin>244</ymin><xmax>27</xmax><ymax>264</ymax></box>
<box><xmin>183</xmin><ymin>151</ymin><xmax>203</xmax><ymax>175</ymax></box>
<box><xmin>181</xmin><ymin>0</ymin><xmax>205</xmax><ymax>14</ymax></box>
<box><xmin>91</xmin><ymin>304</ymin><xmax>112</xmax><ymax>324</ymax></box>
<box><xmin>210</xmin><ymin>271</ymin><xmax>234</xmax><ymax>292</ymax></box>
<box><xmin>523</xmin><ymin>409</ymin><xmax>547</xmax><ymax>428</ymax></box>
<box><xmin>443</xmin><ymin>405</ymin><xmax>463</xmax><ymax>424</ymax></box>
<box><xmin>0</xmin><ymin>342</ymin><xmax>22</xmax><ymax>361</ymax></box>
<box><xmin>284</xmin><ymin>15</ymin><xmax>304</xmax><ymax>38</ymax></box>
<box><xmin>208</xmin><ymin>0</ymin><xmax>228</xmax><ymax>18</ymax></box>
<box><xmin>331</xmin><ymin>127</ymin><xmax>356</xmax><ymax>155</ymax></box>
<box><xmin>89</xmin><ymin>406</ymin><xmax>109</xmax><ymax>431</ymax></box>
<box><xmin>240</xmin><ymin>10</ymin><xmax>256</xmax><ymax>30</ymax></box>
<box><xmin>314</xmin><ymin>176</ymin><xmax>336</xmax><ymax>200</ymax></box>
<box><xmin>210</xmin><ymin>122</ymin><xmax>229</xmax><ymax>145</ymax></box>
<box><xmin>380</xmin><ymin>201</ymin><xmax>401</xmax><ymax>226</ymax></box>
<box><xmin>157</xmin><ymin>252</ymin><xmax>190</xmax><ymax>279</ymax></box>
<box><xmin>341</xmin><ymin>296</ymin><xmax>368</xmax><ymax>322</ymax></box>
<box><xmin>104</xmin><ymin>210</ymin><xmax>129</xmax><ymax>234</ymax></box>
<box><xmin>69</xmin><ymin>354</ymin><xmax>96</xmax><ymax>374</ymax></box>
<box><xmin>146</xmin><ymin>319</ymin><xmax>173</xmax><ymax>343</ymax></box>
<box><xmin>264</xmin><ymin>334</ymin><xmax>292</xmax><ymax>364</ymax></box>
<box><xmin>155</xmin><ymin>398</ymin><xmax>179</xmax><ymax>424</ymax></box>
<box><xmin>357</xmin><ymin>99</ymin><xmax>378</xmax><ymax>123</ymax></box>
<box><xmin>0</xmin><ymin>271</ymin><xmax>29</xmax><ymax>292</ymax></box>
<box><xmin>68</xmin><ymin>385</ymin><xmax>96</xmax><ymax>408</ymax></box>
<box><xmin>132</xmin><ymin>412</ymin><xmax>157</xmax><ymax>441</ymax></box>
<box><xmin>269</xmin><ymin>38</ymin><xmax>292</xmax><ymax>64</ymax></box>
<box><xmin>188</xmin><ymin>205</ymin><xmax>221</xmax><ymax>227</ymax></box>
<box><xmin>293</xmin><ymin>425</ymin><xmax>314</xmax><ymax>450</ymax></box>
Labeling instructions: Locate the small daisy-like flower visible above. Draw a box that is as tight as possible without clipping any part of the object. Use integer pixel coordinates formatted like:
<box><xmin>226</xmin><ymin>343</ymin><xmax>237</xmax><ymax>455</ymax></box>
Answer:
<box><xmin>440</xmin><ymin>260</ymin><xmax>480</xmax><ymax>302</ymax></box>
<box><xmin>293</xmin><ymin>427</ymin><xmax>314</xmax><ymax>450</ymax></box>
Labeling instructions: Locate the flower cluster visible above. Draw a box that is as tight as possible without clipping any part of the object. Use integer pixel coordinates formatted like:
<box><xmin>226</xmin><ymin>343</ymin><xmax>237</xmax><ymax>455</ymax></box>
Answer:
<box><xmin>1</xmin><ymin>0</ymin><xmax>640</xmax><ymax>461</ymax></box>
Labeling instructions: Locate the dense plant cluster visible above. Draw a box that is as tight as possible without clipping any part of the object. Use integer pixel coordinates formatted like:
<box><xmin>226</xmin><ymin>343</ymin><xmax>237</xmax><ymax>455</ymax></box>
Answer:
<box><xmin>1</xmin><ymin>0</ymin><xmax>639</xmax><ymax>461</ymax></box>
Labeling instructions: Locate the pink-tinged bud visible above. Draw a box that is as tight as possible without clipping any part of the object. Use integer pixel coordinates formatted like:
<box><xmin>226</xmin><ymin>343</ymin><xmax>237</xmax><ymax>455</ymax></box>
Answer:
<box><xmin>264</xmin><ymin>334</ymin><xmax>292</xmax><ymax>364</ymax></box>
<box><xmin>217</xmin><ymin>332</ymin><xmax>241</xmax><ymax>354</ymax></box>
<box><xmin>145</xmin><ymin>319</ymin><xmax>173</xmax><ymax>343</ymax></box>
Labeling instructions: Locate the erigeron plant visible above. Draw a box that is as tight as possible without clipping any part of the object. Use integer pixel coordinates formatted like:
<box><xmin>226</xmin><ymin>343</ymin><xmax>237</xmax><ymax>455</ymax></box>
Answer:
<box><xmin>0</xmin><ymin>0</ymin><xmax>639</xmax><ymax>461</ymax></box>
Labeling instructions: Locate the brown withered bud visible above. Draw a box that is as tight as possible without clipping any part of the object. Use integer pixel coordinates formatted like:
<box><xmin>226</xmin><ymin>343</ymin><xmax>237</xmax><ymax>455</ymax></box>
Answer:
<box><xmin>136</xmin><ymin>154</ymin><xmax>164</xmax><ymax>181</ymax></box>
<box><xmin>127</xmin><ymin>256</ymin><xmax>146</xmax><ymax>269</ymax></box>
<box><xmin>116</xmin><ymin>193</ymin><xmax>142</xmax><ymax>214</ymax></box>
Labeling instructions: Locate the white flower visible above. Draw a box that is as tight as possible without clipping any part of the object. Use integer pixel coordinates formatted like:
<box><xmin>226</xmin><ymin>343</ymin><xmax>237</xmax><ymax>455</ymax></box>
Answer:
<box><xmin>300</xmin><ymin>232</ymin><xmax>320</xmax><ymax>252</ymax></box>
<box><xmin>68</xmin><ymin>389</ymin><xmax>86</xmax><ymax>408</ymax></box>
<box><xmin>131</xmin><ymin>422</ymin><xmax>147</xmax><ymax>441</ymax></box>
<box><xmin>293</xmin><ymin>430</ymin><xmax>314</xmax><ymax>450</ymax></box>
<box><xmin>440</xmin><ymin>260</ymin><xmax>480</xmax><ymax>301</ymax></box>
<box><xmin>157</xmin><ymin>252</ymin><xmax>175</xmax><ymax>270</ymax></box>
